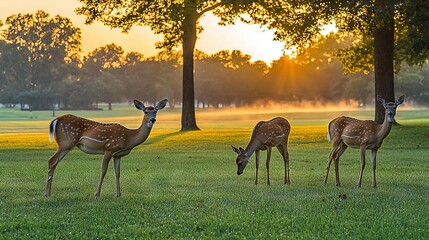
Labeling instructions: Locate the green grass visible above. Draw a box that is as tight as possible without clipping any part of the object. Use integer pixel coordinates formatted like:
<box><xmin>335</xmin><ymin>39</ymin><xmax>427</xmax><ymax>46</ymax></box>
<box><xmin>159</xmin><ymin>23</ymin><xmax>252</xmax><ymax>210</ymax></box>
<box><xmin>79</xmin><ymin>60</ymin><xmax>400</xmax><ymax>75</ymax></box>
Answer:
<box><xmin>1</xmin><ymin>106</ymin><xmax>429</xmax><ymax>239</ymax></box>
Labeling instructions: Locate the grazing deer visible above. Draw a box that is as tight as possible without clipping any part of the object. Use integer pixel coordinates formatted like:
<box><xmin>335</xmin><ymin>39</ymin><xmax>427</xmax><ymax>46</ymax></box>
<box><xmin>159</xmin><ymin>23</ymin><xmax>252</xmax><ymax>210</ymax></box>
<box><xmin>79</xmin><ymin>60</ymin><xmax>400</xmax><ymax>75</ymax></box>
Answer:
<box><xmin>232</xmin><ymin>117</ymin><xmax>291</xmax><ymax>185</ymax></box>
<box><xmin>325</xmin><ymin>95</ymin><xmax>405</xmax><ymax>188</ymax></box>
<box><xmin>45</xmin><ymin>99</ymin><xmax>168</xmax><ymax>198</ymax></box>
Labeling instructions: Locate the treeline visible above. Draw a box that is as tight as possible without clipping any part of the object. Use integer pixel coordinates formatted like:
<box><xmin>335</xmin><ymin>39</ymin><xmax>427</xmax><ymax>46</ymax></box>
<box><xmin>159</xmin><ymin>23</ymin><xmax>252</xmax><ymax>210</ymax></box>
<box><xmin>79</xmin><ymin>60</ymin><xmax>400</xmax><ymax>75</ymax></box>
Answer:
<box><xmin>1</xmin><ymin>11</ymin><xmax>428</xmax><ymax>110</ymax></box>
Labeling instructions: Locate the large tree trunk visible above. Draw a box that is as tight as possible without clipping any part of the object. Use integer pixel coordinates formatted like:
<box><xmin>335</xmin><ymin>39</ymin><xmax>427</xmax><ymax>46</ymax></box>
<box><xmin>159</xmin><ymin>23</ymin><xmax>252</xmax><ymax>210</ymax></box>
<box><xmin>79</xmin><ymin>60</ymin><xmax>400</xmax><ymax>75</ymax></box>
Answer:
<box><xmin>181</xmin><ymin>1</ymin><xmax>200</xmax><ymax>131</ymax></box>
<box><xmin>374</xmin><ymin>0</ymin><xmax>395</xmax><ymax>124</ymax></box>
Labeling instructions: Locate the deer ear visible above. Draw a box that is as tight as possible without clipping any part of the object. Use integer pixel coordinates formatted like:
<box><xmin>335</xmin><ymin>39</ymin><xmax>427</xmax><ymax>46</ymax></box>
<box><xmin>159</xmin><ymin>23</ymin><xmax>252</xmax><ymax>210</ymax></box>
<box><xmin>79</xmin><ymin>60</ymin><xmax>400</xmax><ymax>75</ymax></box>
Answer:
<box><xmin>239</xmin><ymin>147</ymin><xmax>246</xmax><ymax>155</ymax></box>
<box><xmin>232</xmin><ymin>146</ymin><xmax>240</xmax><ymax>154</ymax></box>
<box><xmin>396</xmin><ymin>94</ymin><xmax>405</xmax><ymax>105</ymax></box>
<box><xmin>377</xmin><ymin>95</ymin><xmax>386</xmax><ymax>107</ymax></box>
<box><xmin>156</xmin><ymin>99</ymin><xmax>168</xmax><ymax>110</ymax></box>
<box><xmin>134</xmin><ymin>99</ymin><xmax>145</xmax><ymax>110</ymax></box>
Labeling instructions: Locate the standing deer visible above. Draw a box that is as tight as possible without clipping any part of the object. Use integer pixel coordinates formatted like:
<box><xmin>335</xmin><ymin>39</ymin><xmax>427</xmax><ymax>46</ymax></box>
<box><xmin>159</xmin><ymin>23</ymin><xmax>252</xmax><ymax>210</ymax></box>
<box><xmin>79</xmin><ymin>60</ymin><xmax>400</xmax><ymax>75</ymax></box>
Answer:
<box><xmin>232</xmin><ymin>117</ymin><xmax>291</xmax><ymax>185</ymax></box>
<box><xmin>45</xmin><ymin>99</ymin><xmax>168</xmax><ymax>198</ymax></box>
<box><xmin>325</xmin><ymin>95</ymin><xmax>405</xmax><ymax>188</ymax></box>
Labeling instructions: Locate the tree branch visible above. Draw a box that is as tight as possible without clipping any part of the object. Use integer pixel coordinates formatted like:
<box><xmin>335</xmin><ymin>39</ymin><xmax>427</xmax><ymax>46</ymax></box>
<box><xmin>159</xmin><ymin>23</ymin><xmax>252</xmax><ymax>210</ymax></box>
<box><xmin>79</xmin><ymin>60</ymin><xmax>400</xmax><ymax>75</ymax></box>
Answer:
<box><xmin>197</xmin><ymin>2</ymin><xmax>224</xmax><ymax>18</ymax></box>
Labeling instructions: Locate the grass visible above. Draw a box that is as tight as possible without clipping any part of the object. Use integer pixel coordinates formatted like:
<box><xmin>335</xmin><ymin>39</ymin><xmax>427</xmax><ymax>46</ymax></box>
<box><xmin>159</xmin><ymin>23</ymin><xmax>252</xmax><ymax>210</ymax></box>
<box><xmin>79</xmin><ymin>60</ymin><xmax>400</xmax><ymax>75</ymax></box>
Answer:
<box><xmin>1</xmin><ymin>106</ymin><xmax>429</xmax><ymax>239</ymax></box>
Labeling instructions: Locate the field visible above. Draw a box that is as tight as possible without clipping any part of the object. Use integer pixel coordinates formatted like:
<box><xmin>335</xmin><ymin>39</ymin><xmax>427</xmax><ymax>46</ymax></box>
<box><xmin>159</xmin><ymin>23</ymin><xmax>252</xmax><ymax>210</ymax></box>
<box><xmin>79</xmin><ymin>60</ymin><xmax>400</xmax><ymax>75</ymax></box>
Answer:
<box><xmin>1</xmin><ymin>105</ymin><xmax>429</xmax><ymax>239</ymax></box>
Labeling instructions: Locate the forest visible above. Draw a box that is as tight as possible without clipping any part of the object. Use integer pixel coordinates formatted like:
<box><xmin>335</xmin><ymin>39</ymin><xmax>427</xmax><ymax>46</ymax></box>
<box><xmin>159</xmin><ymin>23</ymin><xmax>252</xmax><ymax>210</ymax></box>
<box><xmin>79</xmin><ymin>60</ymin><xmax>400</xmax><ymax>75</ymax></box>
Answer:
<box><xmin>1</xmin><ymin>10</ymin><xmax>428</xmax><ymax>110</ymax></box>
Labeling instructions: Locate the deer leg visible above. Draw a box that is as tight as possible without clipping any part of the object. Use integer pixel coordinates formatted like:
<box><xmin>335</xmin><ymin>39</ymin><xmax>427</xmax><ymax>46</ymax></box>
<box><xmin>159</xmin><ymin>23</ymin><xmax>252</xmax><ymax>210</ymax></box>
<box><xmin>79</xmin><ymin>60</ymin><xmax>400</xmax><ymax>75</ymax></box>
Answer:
<box><xmin>95</xmin><ymin>151</ymin><xmax>113</xmax><ymax>198</ymax></box>
<box><xmin>114</xmin><ymin>157</ymin><xmax>121</xmax><ymax>197</ymax></box>
<box><xmin>266</xmin><ymin>147</ymin><xmax>272</xmax><ymax>186</ymax></box>
<box><xmin>333</xmin><ymin>143</ymin><xmax>347</xmax><ymax>187</ymax></box>
<box><xmin>285</xmin><ymin>146</ymin><xmax>290</xmax><ymax>185</ymax></box>
<box><xmin>255</xmin><ymin>150</ymin><xmax>260</xmax><ymax>185</ymax></box>
<box><xmin>277</xmin><ymin>144</ymin><xmax>290</xmax><ymax>185</ymax></box>
<box><xmin>371</xmin><ymin>149</ymin><xmax>378</xmax><ymax>188</ymax></box>
<box><xmin>358</xmin><ymin>146</ymin><xmax>366</xmax><ymax>188</ymax></box>
<box><xmin>45</xmin><ymin>149</ymin><xmax>70</xmax><ymax>197</ymax></box>
<box><xmin>325</xmin><ymin>143</ymin><xmax>340</xmax><ymax>184</ymax></box>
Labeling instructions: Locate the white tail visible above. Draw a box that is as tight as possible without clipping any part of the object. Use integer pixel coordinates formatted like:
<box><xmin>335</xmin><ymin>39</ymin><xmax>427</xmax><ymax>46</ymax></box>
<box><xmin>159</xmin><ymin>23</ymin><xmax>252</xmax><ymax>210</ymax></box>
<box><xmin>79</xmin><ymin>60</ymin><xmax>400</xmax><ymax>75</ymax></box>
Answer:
<box><xmin>327</xmin><ymin>122</ymin><xmax>332</xmax><ymax>142</ymax></box>
<box><xmin>49</xmin><ymin>119</ymin><xmax>58</xmax><ymax>143</ymax></box>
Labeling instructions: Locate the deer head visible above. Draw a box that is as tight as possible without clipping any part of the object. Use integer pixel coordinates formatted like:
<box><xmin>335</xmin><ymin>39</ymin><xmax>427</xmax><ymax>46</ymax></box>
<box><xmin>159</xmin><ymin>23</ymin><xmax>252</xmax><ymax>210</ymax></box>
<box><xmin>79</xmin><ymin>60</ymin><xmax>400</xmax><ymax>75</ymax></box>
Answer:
<box><xmin>134</xmin><ymin>99</ymin><xmax>168</xmax><ymax>128</ymax></box>
<box><xmin>232</xmin><ymin>146</ymin><xmax>250</xmax><ymax>175</ymax></box>
<box><xmin>377</xmin><ymin>95</ymin><xmax>405</xmax><ymax>123</ymax></box>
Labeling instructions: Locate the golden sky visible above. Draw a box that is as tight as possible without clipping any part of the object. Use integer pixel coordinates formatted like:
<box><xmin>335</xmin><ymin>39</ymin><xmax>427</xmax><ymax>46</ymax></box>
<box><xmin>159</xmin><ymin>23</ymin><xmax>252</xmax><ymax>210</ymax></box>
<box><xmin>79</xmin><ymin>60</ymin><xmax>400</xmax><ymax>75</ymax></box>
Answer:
<box><xmin>0</xmin><ymin>0</ymin><xmax>286</xmax><ymax>64</ymax></box>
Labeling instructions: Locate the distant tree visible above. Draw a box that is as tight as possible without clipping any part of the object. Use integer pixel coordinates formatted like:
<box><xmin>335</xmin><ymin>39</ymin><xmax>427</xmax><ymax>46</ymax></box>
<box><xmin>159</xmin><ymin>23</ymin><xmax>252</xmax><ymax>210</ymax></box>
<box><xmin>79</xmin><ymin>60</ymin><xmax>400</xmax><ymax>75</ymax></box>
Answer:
<box><xmin>343</xmin><ymin>73</ymin><xmax>374</xmax><ymax>107</ymax></box>
<box><xmin>0</xmin><ymin>40</ymin><xmax>28</xmax><ymax>107</ymax></box>
<box><xmin>195</xmin><ymin>51</ymin><xmax>234</xmax><ymax>107</ymax></box>
<box><xmin>0</xmin><ymin>10</ymin><xmax>81</xmax><ymax>109</ymax></box>
<box><xmin>81</xmin><ymin>43</ymin><xmax>126</xmax><ymax>109</ymax></box>
<box><xmin>123</xmin><ymin>52</ymin><xmax>181</xmax><ymax>107</ymax></box>
<box><xmin>232</xmin><ymin>60</ymin><xmax>268</xmax><ymax>106</ymax></box>
<box><xmin>195</xmin><ymin>50</ymin><xmax>267</xmax><ymax>107</ymax></box>
<box><xmin>95</xmin><ymin>72</ymin><xmax>124</xmax><ymax>110</ymax></box>
<box><xmin>395</xmin><ymin>64</ymin><xmax>429</xmax><ymax>105</ymax></box>
<box><xmin>293</xmin><ymin>33</ymin><xmax>350</xmax><ymax>101</ymax></box>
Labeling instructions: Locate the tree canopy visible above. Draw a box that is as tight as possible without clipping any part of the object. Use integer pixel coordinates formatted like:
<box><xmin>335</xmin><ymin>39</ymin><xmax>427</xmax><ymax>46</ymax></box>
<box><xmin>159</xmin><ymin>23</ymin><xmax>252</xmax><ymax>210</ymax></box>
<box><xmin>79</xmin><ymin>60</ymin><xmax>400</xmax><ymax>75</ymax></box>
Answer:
<box><xmin>0</xmin><ymin>10</ymin><xmax>81</xmax><ymax>110</ymax></box>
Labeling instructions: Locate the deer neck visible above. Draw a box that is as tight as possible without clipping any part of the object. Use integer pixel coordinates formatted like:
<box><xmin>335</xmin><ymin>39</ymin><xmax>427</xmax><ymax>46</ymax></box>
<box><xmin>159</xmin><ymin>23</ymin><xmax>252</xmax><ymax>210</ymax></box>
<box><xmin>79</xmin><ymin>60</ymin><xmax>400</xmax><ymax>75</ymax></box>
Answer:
<box><xmin>244</xmin><ymin>137</ymin><xmax>262</xmax><ymax>159</ymax></box>
<box><xmin>130</xmin><ymin>117</ymin><xmax>153</xmax><ymax>147</ymax></box>
<box><xmin>377</xmin><ymin>112</ymin><xmax>393</xmax><ymax>140</ymax></box>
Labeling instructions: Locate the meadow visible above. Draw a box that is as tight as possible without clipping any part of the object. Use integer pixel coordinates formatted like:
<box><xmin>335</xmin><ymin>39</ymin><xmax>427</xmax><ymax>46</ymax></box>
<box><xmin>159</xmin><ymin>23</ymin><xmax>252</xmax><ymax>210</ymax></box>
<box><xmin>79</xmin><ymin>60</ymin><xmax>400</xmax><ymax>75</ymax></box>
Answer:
<box><xmin>1</xmin><ymin>105</ymin><xmax>429</xmax><ymax>239</ymax></box>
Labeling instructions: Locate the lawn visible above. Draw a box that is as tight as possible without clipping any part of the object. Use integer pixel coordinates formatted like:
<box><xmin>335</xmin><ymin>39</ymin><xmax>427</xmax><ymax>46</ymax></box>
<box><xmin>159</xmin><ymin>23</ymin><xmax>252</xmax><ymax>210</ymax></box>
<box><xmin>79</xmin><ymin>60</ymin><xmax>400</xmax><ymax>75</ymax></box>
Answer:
<box><xmin>1</xmin><ymin>106</ymin><xmax>429</xmax><ymax>239</ymax></box>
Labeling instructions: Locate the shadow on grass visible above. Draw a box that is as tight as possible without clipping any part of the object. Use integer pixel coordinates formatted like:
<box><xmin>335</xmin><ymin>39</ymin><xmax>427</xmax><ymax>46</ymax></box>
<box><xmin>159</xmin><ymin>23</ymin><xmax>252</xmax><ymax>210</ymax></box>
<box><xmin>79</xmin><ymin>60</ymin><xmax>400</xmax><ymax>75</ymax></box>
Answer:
<box><xmin>144</xmin><ymin>131</ymin><xmax>185</xmax><ymax>145</ymax></box>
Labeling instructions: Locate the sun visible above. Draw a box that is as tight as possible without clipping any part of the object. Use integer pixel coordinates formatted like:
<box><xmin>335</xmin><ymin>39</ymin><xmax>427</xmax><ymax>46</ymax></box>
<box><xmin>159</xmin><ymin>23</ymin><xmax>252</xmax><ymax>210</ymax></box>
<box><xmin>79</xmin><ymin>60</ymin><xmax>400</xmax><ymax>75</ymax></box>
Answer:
<box><xmin>197</xmin><ymin>13</ymin><xmax>285</xmax><ymax>65</ymax></box>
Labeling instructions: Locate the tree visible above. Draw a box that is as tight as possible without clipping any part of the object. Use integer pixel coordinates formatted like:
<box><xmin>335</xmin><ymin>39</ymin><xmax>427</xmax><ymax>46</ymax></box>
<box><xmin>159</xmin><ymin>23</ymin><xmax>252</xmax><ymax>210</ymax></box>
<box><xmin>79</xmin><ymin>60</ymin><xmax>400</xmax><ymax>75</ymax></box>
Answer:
<box><xmin>123</xmin><ymin>52</ymin><xmax>181</xmax><ymax>107</ymax></box>
<box><xmin>252</xmin><ymin>1</ymin><xmax>429</xmax><ymax>123</ymax></box>
<box><xmin>75</xmin><ymin>0</ymin><xmax>284</xmax><ymax>130</ymax></box>
<box><xmin>395</xmin><ymin>64</ymin><xmax>429</xmax><ymax>105</ymax></box>
<box><xmin>343</xmin><ymin>72</ymin><xmax>374</xmax><ymax>107</ymax></box>
<box><xmin>81</xmin><ymin>43</ymin><xmax>126</xmax><ymax>109</ymax></box>
<box><xmin>0</xmin><ymin>10</ymin><xmax>81</xmax><ymax>109</ymax></box>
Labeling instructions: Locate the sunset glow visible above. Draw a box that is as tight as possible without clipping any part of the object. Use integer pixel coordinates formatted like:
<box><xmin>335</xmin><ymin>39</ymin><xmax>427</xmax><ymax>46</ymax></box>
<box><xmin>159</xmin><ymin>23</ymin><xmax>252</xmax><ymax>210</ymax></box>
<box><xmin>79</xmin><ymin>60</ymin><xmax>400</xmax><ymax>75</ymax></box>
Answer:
<box><xmin>0</xmin><ymin>0</ymin><xmax>286</xmax><ymax>65</ymax></box>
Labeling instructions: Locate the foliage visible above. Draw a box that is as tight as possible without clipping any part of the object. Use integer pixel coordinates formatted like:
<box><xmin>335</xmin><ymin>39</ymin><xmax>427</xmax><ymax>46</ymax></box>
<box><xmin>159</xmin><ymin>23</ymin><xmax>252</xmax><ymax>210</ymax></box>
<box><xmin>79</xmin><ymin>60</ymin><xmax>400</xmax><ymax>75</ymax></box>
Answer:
<box><xmin>342</xmin><ymin>72</ymin><xmax>374</xmax><ymax>107</ymax></box>
<box><xmin>395</xmin><ymin>64</ymin><xmax>429</xmax><ymax>104</ymax></box>
<box><xmin>122</xmin><ymin>53</ymin><xmax>182</xmax><ymax>107</ymax></box>
<box><xmin>80</xmin><ymin>44</ymin><xmax>126</xmax><ymax>110</ymax></box>
<box><xmin>0</xmin><ymin>10</ymin><xmax>81</xmax><ymax>110</ymax></box>
<box><xmin>245</xmin><ymin>0</ymin><xmax>429</xmax><ymax>70</ymax></box>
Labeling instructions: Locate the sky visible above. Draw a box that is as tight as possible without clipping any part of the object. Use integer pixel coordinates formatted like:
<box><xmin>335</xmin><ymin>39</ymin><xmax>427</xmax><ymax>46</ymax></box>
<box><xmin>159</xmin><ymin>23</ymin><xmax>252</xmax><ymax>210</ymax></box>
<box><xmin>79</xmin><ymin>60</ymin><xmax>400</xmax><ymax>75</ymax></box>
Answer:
<box><xmin>0</xmin><ymin>0</ymin><xmax>287</xmax><ymax>65</ymax></box>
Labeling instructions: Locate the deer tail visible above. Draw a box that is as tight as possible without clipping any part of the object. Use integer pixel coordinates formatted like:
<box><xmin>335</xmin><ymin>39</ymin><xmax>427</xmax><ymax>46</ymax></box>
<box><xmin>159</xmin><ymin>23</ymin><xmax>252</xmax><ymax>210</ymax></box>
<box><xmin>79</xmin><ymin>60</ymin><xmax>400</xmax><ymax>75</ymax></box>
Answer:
<box><xmin>49</xmin><ymin>119</ymin><xmax>58</xmax><ymax>143</ymax></box>
<box><xmin>327</xmin><ymin>122</ymin><xmax>332</xmax><ymax>142</ymax></box>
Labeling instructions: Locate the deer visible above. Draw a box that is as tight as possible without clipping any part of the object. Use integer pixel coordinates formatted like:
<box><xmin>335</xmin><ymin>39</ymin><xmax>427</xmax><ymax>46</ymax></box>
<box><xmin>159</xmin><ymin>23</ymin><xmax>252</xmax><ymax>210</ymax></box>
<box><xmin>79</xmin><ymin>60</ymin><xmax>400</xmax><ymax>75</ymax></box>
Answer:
<box><xmin>45</xmin><ymin>99</ymin><xmax>168</xmax><ymax>198</ymax></box>
<box><xmin>324</xmin><ymin>94</ymin><xmax>405</xmax><ymax>188</ymax></box>
<box><xmin>232</xmin><ymin>117</ymin><xmax>291</xmax><ymax>185</ymax></box>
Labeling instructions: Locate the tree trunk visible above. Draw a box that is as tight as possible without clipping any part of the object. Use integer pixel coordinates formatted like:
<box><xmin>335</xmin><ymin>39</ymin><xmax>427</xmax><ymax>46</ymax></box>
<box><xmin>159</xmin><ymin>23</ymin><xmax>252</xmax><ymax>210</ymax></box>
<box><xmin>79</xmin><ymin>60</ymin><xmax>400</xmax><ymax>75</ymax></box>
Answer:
<box><xmin>181</xmin><ymin>1</ymin><xmax>200</xmax><ymax>131</ymax></box>
<box><xmin>374</xmin><ymin>0</ymin><xmax>395</xmax><ymax>124</ymax></box>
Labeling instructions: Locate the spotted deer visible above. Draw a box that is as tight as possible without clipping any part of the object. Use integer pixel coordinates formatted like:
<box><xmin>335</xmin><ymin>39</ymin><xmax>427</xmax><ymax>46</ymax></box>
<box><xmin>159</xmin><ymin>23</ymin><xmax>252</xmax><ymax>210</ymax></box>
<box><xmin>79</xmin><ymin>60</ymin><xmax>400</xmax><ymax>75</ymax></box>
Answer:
<box><xmin>232</xmin><ymin>117</ymin><xmax>291</xmax><ymax>185</ymax></box>
<box><xmin>325</xmin><ymin>95</ymin><xmax>405</xmax><ymax>188</ymax></box>
<box><xmin>45</xmin><ymin>99</ymin><xmax>168</xmax><ymax>198</ymax></box>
